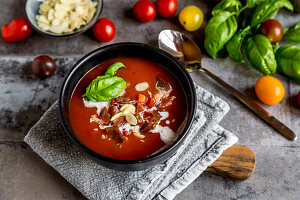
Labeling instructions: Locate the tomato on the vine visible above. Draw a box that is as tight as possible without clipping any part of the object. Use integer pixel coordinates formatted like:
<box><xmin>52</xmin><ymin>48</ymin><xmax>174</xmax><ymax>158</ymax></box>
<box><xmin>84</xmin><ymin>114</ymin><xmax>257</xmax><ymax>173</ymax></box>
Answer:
<box><xmin>255</xmin><ymin>76</ymin><xmax>285</xmax><ymax>105</ymax></box>
<box><xmin>93</xmin><ymin>18</ymin><xmax>116</xmax><ymax>42</ymax></box>
<box><xmin>133</xmin><ymin>0</ymin><xmax>156</xmax><ymax>22</ymax></box>
<box><xmin>156</xmin><ymin>0</ymin><xmax>178</xmax><ymax>18</ymax></box>
<box><xmin>259</xmin><ymin>19</ymin><xmax>283</xmax><ymax>44</ymax></box>
<box><xmin>2</xmin><ymin>18</ymin><xmax>32</xmax><ymax>43</ymax></box>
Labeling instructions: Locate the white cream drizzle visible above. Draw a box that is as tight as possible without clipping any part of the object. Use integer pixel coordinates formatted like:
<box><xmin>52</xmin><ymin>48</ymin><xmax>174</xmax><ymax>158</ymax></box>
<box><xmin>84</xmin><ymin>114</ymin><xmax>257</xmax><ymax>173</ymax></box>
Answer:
<box><xmin>83</xmin><ymin>98</ymin><xmax>109</xmax><ymax>115</ymax></box>
<box><xmin>158</xmin><ymin>111</ymin><xmax>169</xmax><ymax>120</ymax></box>
<box><xmin>150</xmin><ymin>125</ymin><xmax>176</xmax><ymax>144</ymax></box>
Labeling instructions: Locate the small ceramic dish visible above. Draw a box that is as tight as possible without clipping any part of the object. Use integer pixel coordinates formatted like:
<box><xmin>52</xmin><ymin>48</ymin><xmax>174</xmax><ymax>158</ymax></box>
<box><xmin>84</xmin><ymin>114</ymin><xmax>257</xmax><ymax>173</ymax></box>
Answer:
<box><xmin>25</xmin><ymin>0</ymin><xmax>103</xmax><ymax>37</ymax></box>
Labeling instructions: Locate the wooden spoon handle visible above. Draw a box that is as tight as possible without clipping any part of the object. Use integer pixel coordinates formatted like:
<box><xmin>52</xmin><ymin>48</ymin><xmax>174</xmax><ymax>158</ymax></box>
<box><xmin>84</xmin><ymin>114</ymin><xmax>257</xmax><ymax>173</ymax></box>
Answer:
<box><xmin>205</xmin><ymin>145</ymin><xmax>256</xmax><ymax>180</ymax></box>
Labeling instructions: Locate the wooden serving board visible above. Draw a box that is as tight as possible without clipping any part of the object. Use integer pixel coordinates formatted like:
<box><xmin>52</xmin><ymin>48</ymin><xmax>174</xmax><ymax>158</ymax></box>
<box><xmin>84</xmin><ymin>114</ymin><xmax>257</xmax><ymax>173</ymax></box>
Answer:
<box><xmin>205</xmin><ymin>145</ymin><xmax>256</xmax><ymax>180</ymax></box>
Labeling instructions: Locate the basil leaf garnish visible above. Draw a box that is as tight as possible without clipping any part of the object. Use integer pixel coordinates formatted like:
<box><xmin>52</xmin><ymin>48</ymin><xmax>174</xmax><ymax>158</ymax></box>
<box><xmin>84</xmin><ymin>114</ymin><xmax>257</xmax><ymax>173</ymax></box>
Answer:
<box><xmin>105</xmin><ymin>62</ymin><xmax>125</xmax><ymax>76</ymax></box>
<box><xmin>83</xmin><ymin>62</ymin><xmax>127</xmax><ymax>102</ymax></box>
<box><xmin>204</xmin><ymin>11</ymin><xmax>238</xmax><ymax>59</ymax></box>
<box><xmin>275</xmin><ymin>45</ymin><xmax>300</xmax><ymax>84</ymax></box>
<box><xmin>245</xmin><ymin>34</ymin><xmax>277</xmax><ymax>75</ymax></box>
<box><xmin>250</xmin><ymin>0</ymin><xmax>293</xmax><ymax>28</ymax></box>
<box><xmin>212</xmin><ymin>0</ymin><xmax>242</xmax><ymax>16</ymax></box>
<box><xmin>226</xmin><ymin>26</ymin><xmax>252</xmax><ymax>63</ymax></box>
<box><xmin>246</xmin><ymin>0</ymin><xmax>265</xmax><ymax>8</ymax></box>
<box><xmin>283</xmin><ymin>21</ymin><xmax>300</xmax><ymax>44</ymax></box>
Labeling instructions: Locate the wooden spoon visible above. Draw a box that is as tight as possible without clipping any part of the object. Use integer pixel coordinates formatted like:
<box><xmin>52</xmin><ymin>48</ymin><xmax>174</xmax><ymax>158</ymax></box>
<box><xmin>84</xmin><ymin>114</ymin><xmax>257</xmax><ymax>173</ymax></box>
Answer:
<box><xmin>205</xmin><ymin>145</ymin><xmax>256</xmax><ymax>180</ymax></box>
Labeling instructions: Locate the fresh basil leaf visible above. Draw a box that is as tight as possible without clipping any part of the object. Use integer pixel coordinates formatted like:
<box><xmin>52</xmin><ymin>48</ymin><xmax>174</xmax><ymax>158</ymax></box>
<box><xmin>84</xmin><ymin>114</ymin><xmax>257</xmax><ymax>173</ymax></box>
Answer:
<box><xmin>212</xmin><ymin>0</ymin><xmax>242</xmax><ymax>16</ymax></box>
<box><xmin>275</xmin><ymin>45</ymin><xmax>300</xmax><ymax>83</ymax></box>
<box><xmin>105</xmin><ymin>62</ymin><xmax>125</xmax><ymax>77</ymax></box>
<box><xmin>83</xmin><ymin>62</ymin><xmax>127</xmax><ymax>102</ymax></box>
<box><xmin>246</xmin><ymin>0</ymin><xmax>265</xmax><ymax>8</ymax></box>
<box><xmin>245</xmin><ymin>34</ymin><xmax>277</xmax><ymax>75</ymax></box>
<box><xmin>204</xmin><ymin>11</ymin><xmax>238</xmax><ymax>59</ymax></box>
<box><xmin>226</xmin><ymin>26</ymin><xmax>252</xmax><ymax>63</ymax></box>
<box><xmin>250</xmin><ymin>0</ymin><xmax>293</xmax><ymax>27</ymax></box>
<box><xmin>83</xmin><ymin>76</ymin><xmax>126</xmax><ymax>102</ymax></box>
<box><xmin>283</xmin><ymin>21</ymin><xmax>300</xmax><ymax>44</ymax></box>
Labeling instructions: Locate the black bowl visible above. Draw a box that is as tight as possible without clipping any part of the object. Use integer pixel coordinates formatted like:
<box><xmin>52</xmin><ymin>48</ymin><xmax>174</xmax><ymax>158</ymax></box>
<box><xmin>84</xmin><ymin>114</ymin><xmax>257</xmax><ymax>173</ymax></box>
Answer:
<box><xmin>59</xmin><ymin>42</ymin><xmax>196</xmax><ymax>171</ymax></box>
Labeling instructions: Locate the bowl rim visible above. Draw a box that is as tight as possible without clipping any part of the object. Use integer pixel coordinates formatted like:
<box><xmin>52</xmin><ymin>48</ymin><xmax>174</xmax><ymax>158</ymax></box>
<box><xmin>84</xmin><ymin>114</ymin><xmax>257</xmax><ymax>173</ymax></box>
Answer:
<box><xmin>59</xmin><ymin>42</ymin><xmax>196</xmax><ymax>164</ymax></box>
<box><xmin>25</xmin><ymin>0</ymin><xmax>103</xmax><ymax>37</ymax></box>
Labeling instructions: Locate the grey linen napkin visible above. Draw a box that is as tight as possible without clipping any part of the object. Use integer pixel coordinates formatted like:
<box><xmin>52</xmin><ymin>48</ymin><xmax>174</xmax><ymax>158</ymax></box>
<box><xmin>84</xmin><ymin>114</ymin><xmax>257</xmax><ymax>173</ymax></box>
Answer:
<box><xmin>24</xmin><ymin>83</ymin><xmax>238</xmax><ymax>200</ymax></box>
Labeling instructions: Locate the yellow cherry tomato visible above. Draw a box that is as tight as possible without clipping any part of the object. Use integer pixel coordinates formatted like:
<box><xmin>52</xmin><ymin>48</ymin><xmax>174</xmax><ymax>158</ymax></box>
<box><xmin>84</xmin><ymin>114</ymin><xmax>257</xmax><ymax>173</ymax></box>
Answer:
<box><xmin>179</xmin><ymin>5</ymin><xmax>204</xmax><ymax>32</ymax></box>
<box><xmin>255</xmin><ymin>76</ymin><xmax>285</xmax><ymax>105</ymax></box>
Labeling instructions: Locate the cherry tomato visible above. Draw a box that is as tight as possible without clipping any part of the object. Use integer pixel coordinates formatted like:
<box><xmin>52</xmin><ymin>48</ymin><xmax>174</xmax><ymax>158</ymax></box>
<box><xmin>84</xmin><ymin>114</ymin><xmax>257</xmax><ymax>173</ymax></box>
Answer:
<box><xmin>31</xmin><ymin>55</ymin><xmax>56</xmax><ymax>79</ymax></box>
<box><xmin>291</xmin><ymin>0</ymin><xmax>300</xmax><ymax>13</ymax></box>
<box><xmin>93</xmin><ymin>18</ymin><xmax>116</xmax><ymax>42</ymax></box>
<box><xmin>156</xmin><ymin>0</ymin><xmax>178</xmax><ymax>18</ymax></box>
<box><xmin>133</xmin><ymin>0</ymin><xmax>156</xmax><ymax>22</ymax></box>
<box><xmin>297</xmin><ymin>91</ymin><xmax>300</xmax><ymax>107</ymax></box>
<box><xmin>2</xmin><ymin>18</ymin><xmax>32</xmax><ymax>43</ymax></box>
<box><xmin>255</xmin><ymin>76</ymin><xmax>285</xmax><ymax>105</ymax></box>
<box><xmin>259</xmin><ymin>19</ymin><xmax>283</xmax><ymax>43</ymax></box>
<box><xmin>179</xmin><ymin>6</ymin><xmax>204</xmax><ymax>32</ymax></box>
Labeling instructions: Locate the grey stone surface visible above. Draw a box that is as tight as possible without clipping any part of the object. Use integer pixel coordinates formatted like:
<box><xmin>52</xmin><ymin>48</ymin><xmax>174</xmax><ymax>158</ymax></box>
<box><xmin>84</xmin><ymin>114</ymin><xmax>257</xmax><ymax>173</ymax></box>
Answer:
<box><xmin>0</xmin><ymin>0</ymin><xmax>300</xmax><ymax>199</ymax></box>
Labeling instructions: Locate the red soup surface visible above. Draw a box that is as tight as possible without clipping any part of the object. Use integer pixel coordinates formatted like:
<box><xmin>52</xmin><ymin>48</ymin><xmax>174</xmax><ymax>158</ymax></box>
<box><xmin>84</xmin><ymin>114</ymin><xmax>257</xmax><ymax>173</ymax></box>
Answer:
<box><xmin>69</xmin><ymin>56</ymin><xmax>187</xmax><ymax>160</ymax></box>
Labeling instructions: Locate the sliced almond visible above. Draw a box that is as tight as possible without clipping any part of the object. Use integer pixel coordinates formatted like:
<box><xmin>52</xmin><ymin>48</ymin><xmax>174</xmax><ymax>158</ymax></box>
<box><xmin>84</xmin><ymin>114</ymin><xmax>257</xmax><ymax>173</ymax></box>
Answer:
<box><xmin>125</xmin><ymin>114</ymin><xmax>137</xmax><ymax>125</ymax></box>
<box><xmin>111</xmin><ymin>112</ymin><xmax>124</xmax><ymax>121</ymax></box>
<box><xmin>120</xmin><ymin>104</ymin><xmax>132</xmax><ymax>112</ymax></box>
<box><xmin>133</xmin><ymin>132</ymin><xmax>145</xmax><ymax>139</ymax></box>
<box><xmin>135</xmin><ymin>82</ymin><xmax>149</xmax><ymax>91</ymax></box>
<box><xmin>123</xmin><ymin>105</ymin><xmax>136</xmax><ymax>115</ymax></box>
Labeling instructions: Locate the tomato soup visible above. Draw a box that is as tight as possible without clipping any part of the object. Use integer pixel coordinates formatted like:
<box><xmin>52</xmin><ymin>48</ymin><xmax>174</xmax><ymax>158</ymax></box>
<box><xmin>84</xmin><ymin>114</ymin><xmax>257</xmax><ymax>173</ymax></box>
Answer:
<box><xmin>69</xmin><ymin>56</ymin><xmax>187</xmax><ymax>160</ymax></box>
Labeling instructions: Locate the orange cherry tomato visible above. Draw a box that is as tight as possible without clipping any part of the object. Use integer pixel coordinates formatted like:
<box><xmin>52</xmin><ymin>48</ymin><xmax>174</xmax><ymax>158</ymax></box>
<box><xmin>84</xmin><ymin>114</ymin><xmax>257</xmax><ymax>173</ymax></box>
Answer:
<box><xmin>255</xmin><ymin>76</ymin><xmax>285</xmax><ymax>105</ymax></box>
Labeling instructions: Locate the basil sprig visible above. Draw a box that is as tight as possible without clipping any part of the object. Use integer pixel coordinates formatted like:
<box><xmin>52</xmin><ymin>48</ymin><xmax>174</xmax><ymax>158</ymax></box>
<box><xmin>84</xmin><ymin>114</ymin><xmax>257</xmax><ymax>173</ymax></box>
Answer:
<box><xmin>250</xmin><ymin>0</ymin><xmax>293</xmax><ymax>27</ymax></box>
<box><xmin>226</xmin><ymin>26</ymin><xmax>252</xmax><ymax>63</ymax></box>
<box><xmin>245</xmin><ymin>34</ymin><xmax>277</xmax><ymax>75</ymax></box>
<box><xmin>283</xmin><ymin>22</ymin><xmax>300</xmax><ymax>44</ymax></box>
<box><xmin>83</xmin><ymin>62</ymin><xmax>127</xmax><ymax>102</ymax></box>
<box><xmin>212</xmin><ymin>0</ymin><xmax>242</xmax><ymax>16</ymax></box>
<box><xmin>246</xmin><ymin>0</ymin><xmax>265</xmax><ymax>8</ymax></box>
<box><xmin>276</xmin><ymin>45</ymin><xmax>300</xmax><ymax>83</ymax></box>
<box><xmin>204</xmin><ymin>11</ymin><xmax>238</xmax><ymax>59</ymax></box>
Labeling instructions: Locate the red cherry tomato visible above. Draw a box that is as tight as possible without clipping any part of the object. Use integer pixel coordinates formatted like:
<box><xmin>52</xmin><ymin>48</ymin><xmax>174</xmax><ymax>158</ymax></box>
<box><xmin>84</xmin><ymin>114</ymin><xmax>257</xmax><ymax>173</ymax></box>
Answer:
<box><xmin>93</xmin><ymin>18</ymin><xmax>116</xmax><ymax>42</ymax></box>
<box><xmin>297</xmin><ymin>91</ymin><xmax>300</xmax><ymax>107</ymax></box>
<box><xmin>1</xmin><ymin>18</ymin><xmax>32</xmax><ymax>43</ymax></box>
<box><xmin>133</xmin><ymin>0</ymin><xmax>156</xmax><ymax>22</ymax></box>
<box><xmin>156</xmin><ymin>0</ymin><xmax>178</xmax><ymax>18</ymax></box>
<box><xmin>259</xmin><ymin>19</ymin><xmax>283</xmax><ymax>43</ymax></box>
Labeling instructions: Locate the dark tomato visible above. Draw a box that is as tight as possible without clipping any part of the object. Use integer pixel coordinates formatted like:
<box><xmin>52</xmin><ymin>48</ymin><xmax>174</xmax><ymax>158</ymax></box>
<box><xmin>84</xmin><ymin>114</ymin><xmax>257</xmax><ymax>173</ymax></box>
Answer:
<box><xmin>156</xmin><ymin>0</ymin><xmax>178</xmax><ymax>18</ymax></box>
<box><xmin>291</xmin><ymin>0</ymin><xmax>300</xmax><ymax>13</ymax></box>
<box><xmin>259</xmin><ymin>19</ymin><xmax>283</xmax><ymax>43</ymax></box>
<box><xmin>2</xmin><ymin>18</ymin><xmax>32</xmax><ymax>43</ymax></box>
<box><xmin>31</xmin><ymin>55</ymin><xmax>56</xmax><ymax>79</ymax></box>
<box><xmin>133</xmin><ymin>0</ymin><xmax>156</xmax><ymax>22</ymax></box>
<box><xmin>93</xmin><ymin>18</ymin><xmax>116</xmax><ymax>42</ymax></box>
<box><xmin>297</xmin><ymin>91</ymin><xmax>300</xmax><ymax>107</ymax></box>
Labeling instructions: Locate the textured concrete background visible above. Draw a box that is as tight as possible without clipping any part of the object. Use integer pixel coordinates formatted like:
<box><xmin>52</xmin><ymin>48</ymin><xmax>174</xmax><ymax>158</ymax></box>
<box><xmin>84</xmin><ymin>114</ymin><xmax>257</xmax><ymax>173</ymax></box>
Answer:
<box><xmin>0</xmin><ymin>0</ymin><xmax>300</xmax><ymax>199</ymax></box>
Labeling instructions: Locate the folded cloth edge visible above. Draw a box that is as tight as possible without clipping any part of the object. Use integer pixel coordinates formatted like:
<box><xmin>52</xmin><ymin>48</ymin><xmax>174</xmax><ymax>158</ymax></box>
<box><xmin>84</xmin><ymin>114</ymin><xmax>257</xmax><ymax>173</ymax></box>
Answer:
<box><xmin>156</xmin><ymin>125</ymin><xmax>238</xmax><ymax>200</ymax></box>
